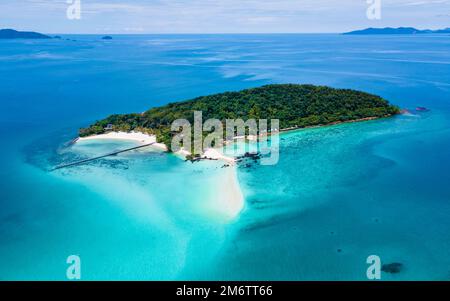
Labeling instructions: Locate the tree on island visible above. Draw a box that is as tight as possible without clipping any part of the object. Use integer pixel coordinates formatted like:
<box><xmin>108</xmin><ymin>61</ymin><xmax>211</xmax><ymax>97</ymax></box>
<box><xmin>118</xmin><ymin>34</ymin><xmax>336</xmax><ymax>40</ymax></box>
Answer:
<box><xmin>79</xmin><ymin>84</ymin><xmax>400</xmax><ymax>152</ymax></box>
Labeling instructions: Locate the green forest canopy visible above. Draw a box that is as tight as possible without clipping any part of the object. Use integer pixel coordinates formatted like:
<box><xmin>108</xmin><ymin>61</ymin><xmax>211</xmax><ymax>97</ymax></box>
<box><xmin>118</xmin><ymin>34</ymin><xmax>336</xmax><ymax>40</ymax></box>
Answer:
<box><xmin>79</xmin><ymin>84</ymin><xmax>400</xmax><ymax>150</ymax></box>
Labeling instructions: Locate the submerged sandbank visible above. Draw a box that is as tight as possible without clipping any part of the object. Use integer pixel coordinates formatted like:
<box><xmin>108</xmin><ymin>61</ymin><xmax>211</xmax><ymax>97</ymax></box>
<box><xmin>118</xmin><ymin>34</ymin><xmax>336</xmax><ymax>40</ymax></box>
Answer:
<box><xmin>75</xmin><ymin>131</ymin><xmax>244</xmax><ymax>218</ymax></box>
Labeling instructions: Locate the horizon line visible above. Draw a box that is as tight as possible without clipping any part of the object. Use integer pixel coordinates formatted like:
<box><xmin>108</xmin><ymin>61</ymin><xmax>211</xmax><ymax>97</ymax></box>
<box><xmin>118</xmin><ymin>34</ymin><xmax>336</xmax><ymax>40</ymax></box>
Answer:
<box><xmin>45</xmin><ymin>32</ymin><xmax>343</xmax><ymax>35</ymax></box>
<box><xmin>5</xmin><ymin>25</ymin><xmax>449</xmax><ymax>36</ymax></box>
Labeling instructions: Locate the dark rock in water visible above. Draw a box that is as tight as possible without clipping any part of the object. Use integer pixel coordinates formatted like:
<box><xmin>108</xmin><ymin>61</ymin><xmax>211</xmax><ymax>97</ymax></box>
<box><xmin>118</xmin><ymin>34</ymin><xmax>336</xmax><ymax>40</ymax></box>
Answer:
<box><xmin>416</xmin><ymin>107</ymin><xmax>429</xmax><ymax>112</ymax></box>
<box><xmin>0</xmin><ymin>29</ymin><xmax>51</xmax><ymax>39</ymax></box>
<box><xmin>382</xmin><ymin>263</ymin><xmax>403</xmax><ymax>274</ymax></box>
<box><xmin>185</xmin><ymin>153</ymin><xmax>218</xmax><ymax>163</ymax></box>
<box><xmin>236</xmin><ymin>152</ymin><xmax>261</xmax><ymax>168</ymax></box>
<box><xmin>102</xmin><ymin>36</ymin><xmax>113</xmax><ymax>40</ymax></box>
<box><xmin>236</xmin><ymin>152</ymin><xmax>260</xmax><ymax>160</ymax></box>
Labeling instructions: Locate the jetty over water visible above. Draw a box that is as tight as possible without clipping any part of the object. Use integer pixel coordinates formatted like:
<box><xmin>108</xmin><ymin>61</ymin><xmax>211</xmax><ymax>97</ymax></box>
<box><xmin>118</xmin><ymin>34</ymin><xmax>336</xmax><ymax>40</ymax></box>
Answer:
<box><xmin>51</xmin><ymin>142</ymin><xmax>155</xmax><ymax>171</ymax></box>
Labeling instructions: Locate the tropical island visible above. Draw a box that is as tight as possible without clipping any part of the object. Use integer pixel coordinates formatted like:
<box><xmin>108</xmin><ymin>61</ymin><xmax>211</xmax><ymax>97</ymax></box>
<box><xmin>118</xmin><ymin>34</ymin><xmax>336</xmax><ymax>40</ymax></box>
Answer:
<box><xmin>344</xmin><ymin>27</ymin><xmax>450</xmax><ymax>35</ymax></box>
<box><xmin>0</xmin><ymin>29</ymin><xmax>51</xmax><ymax>39</ymax></box>
<box><xmin>79</xmin><ymin>84</ymin><xmax>399</xmax><ymax>155</ymax></box>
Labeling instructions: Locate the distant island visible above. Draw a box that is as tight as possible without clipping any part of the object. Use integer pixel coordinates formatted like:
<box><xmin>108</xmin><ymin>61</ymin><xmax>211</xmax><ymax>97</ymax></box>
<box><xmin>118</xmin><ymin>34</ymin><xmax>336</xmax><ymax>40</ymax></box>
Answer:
<box><xmin>0</xmin><ymin>29</ymin><xmax>51</xmax><ymax>39</ymax></box>
<box><xmin>344</xmin><ymin>27</ymin><xmax>450</xmax><ymax>35</ymax></box>
<box><xmin>79</xmin><ymin>84</ymin><xmax>399</xmax><ymax>152</ymax></box>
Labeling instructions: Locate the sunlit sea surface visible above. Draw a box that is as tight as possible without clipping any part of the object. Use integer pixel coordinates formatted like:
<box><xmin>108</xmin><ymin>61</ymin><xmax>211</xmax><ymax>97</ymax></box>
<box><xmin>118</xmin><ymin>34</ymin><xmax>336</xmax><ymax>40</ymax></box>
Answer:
<box><xmin>1</xmin><ymin>34</ymin><xmax>450</xmax><ymax>280</ymax></box>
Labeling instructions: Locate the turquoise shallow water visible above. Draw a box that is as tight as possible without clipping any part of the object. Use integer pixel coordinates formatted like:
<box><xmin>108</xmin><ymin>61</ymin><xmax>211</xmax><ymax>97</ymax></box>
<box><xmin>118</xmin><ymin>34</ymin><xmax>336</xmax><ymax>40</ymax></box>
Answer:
<box><xmin>1</xmin><ymin>34</ymin><xmax>450</xmax><ymax>280</ymax></box>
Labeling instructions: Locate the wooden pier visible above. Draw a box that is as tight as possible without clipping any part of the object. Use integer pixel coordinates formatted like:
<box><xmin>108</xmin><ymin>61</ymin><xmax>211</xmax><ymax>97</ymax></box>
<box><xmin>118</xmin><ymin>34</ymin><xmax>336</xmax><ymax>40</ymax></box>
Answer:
<box><xmin>51</xmin><ymin>142</ymin><xmax>155</xmax><ymax>171</ymax></box>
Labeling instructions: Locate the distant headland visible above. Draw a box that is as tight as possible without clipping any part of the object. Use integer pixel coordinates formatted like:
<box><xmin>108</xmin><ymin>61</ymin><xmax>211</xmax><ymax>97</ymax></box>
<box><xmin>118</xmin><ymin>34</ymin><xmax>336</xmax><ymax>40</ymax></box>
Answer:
<box><xmin>0</xmin><ymin>29</ymin><xmax>51</xmax><ymax>39</ymax></box>
<box><xmin>344</xmin><ymin>27</ymin><xmax>450</xmax><ymax>35</ymax></box>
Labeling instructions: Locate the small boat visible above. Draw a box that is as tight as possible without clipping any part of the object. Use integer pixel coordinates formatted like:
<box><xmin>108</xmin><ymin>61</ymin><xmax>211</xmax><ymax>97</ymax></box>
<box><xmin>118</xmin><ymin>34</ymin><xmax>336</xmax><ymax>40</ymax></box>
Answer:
<box><xmin>416</xmin><ymin>106</ymin><xmax>430</xmax><ymax>112</ymax></box>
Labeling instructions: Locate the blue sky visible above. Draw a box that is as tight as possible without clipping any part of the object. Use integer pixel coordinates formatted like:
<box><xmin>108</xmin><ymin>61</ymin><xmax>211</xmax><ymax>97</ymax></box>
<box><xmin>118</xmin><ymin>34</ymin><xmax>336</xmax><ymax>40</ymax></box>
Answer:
<box><xmin>1</xmin><ymin>0</ymin><xmax>450</xmax><ymax>34</ymax></box>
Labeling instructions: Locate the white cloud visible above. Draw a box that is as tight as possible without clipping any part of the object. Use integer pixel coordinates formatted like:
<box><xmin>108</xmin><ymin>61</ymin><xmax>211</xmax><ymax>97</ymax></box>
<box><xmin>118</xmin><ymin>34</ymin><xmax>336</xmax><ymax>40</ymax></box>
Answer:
<box><xmin>396</xmin><ymin>0</ymin><xmax>450</xmax><ymax>6</ymax></box>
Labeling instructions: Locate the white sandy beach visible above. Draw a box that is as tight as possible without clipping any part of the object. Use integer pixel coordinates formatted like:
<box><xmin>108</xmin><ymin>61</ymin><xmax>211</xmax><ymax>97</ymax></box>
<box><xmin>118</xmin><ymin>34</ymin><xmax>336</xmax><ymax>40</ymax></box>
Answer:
<box><xmin>174</xmin><ymin>148</ymin><xmax>192</xmax><ymax>159</ymax></box>
<box><xmin>76</xmin><ymin>131</ymin><xmax>239</xmax><ymax>163</ymax></box>
<box><xmin>203</xmin><ymin>148</ymin><xmax>236</xmax><ymax>164</ymax></box>
<box><xmin>173</xmin><ymin>146</ymin><xmax>236</xmax><ymax>165</ymax></box>
<box><xmin>77</xmin><ymin>131</ymin><xmax>168</xmax><ymax>151</ymax></box>
<box><xmin>174</xmin><ymin>147</ymin><xmax>243</xmax><ymax>217</ymax></box>
<box><xmin>214</xmin><ymin>165</ymin><xmax>245</xmax><ymax>218</ymax></box>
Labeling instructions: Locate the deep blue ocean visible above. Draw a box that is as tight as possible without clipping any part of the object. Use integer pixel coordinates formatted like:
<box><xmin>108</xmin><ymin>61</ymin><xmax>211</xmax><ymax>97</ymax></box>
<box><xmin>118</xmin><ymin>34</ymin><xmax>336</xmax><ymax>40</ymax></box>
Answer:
<box><xmin>1</xmin><ymin>34</ymin><xmax>450</xmax><ymax>280</ymax></box>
